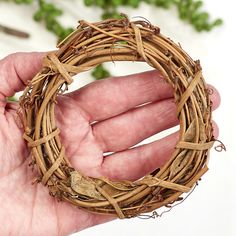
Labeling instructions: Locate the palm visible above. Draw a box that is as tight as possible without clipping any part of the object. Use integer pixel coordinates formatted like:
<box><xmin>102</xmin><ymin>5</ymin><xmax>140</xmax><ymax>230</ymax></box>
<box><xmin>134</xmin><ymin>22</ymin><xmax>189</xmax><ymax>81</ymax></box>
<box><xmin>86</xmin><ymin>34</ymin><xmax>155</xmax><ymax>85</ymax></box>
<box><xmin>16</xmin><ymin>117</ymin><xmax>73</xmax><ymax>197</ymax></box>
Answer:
<box><xmin>0</xmin><ymin>53</ymin><xmax>220</xmax><ymax>236</ymax></box>
<box><xmin>0</xmin><ymin>100</ymin><xmax>107</xmax><ymax>236</ymax></box>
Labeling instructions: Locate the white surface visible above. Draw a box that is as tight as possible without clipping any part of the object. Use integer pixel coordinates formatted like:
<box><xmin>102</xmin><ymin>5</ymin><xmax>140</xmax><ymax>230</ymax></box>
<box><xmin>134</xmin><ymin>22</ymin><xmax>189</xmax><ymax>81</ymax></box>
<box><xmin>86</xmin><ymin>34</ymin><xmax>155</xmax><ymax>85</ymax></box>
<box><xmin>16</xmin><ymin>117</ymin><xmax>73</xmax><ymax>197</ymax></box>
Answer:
<box><xmin>0</xmin><ymin>1</ymin><xmax>235</xmax><ymax>236</ymax></box>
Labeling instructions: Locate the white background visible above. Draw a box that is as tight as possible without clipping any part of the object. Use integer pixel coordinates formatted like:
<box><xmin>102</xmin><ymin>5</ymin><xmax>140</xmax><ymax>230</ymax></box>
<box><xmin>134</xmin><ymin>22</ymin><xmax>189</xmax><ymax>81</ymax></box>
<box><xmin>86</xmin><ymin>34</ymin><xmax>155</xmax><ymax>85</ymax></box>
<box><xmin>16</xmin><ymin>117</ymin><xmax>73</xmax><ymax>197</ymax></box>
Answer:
<box><xmin>0</xmin><ymin>1</ymin><xmax>235</xmax><ymax>236</ymax></box>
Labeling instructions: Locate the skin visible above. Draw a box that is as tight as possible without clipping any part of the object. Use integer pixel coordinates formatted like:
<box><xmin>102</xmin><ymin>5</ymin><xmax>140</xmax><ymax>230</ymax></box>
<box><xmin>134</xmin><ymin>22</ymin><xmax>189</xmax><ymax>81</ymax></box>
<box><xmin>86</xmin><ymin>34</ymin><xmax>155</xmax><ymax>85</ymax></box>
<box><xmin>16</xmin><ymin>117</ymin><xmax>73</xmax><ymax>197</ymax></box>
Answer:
<box><xmin>0</xmin><ymin>52</ymin><xmax>220</xmax><ymax>236</ymax></box>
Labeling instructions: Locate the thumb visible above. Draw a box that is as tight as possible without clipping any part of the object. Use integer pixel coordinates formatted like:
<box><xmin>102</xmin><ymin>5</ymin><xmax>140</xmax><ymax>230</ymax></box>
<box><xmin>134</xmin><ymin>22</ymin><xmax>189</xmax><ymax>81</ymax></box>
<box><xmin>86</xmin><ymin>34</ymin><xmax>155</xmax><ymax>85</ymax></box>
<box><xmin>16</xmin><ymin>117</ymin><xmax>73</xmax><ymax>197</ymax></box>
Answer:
<box><xmin>0</xmin><ymin>52</ymin><xmax>46</xmax><ymax>99</ymax></box>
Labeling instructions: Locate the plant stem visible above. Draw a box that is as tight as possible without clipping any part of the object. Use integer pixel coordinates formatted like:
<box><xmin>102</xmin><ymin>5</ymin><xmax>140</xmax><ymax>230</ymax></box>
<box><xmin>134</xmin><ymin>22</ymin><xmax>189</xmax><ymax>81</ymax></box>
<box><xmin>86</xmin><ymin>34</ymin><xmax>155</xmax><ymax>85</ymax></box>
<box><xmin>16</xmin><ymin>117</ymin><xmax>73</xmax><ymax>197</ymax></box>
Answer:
<box><xmin>0</xmin><ymin>24</ymin><xmax>30</xmax><ymax>38</ymax></box>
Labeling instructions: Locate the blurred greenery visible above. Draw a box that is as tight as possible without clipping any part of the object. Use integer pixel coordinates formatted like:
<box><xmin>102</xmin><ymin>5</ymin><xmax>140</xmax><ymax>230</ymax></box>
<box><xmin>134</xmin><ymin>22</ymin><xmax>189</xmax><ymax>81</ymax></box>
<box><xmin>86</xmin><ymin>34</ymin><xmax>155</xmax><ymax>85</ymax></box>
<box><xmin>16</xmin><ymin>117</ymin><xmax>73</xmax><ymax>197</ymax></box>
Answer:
<box><xmin>1</xmin><ymin>0</ymin><xmax>222</xmax><ymax>101</ymax></box>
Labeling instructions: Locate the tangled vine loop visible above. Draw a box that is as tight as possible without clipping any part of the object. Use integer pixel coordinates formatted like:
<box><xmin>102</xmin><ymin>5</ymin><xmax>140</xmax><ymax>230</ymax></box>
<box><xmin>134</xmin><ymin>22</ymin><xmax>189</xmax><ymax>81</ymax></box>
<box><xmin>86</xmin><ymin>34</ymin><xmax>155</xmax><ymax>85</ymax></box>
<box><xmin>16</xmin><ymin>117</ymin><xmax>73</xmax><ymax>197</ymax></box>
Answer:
<box><xmin>19</xmin><ymin>17</ymin><xmax>215</xmax><ymax>219</ymax></box>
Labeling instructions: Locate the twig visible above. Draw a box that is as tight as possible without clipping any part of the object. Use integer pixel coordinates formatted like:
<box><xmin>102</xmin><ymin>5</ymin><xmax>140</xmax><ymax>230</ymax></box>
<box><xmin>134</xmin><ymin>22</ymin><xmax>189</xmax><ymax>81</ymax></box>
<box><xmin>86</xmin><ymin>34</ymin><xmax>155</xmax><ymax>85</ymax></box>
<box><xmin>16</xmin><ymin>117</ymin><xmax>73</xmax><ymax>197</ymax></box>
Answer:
<box><xmin>0</xmin><ymin>24</ymin><xmax>30</xmax><ymax>38</ymax></box>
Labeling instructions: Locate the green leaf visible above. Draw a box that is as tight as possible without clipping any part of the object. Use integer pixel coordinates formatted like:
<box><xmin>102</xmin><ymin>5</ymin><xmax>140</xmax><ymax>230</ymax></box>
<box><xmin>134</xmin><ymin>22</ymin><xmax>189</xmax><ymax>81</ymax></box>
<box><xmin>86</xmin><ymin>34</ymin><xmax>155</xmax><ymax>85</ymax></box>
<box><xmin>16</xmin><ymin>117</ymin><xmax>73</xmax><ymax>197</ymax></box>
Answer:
<box><xmin>92</xmin><ymin>64</ymin><xmax>111</xmax><ymax>80</ymax></box>
<box><xmin>7</xmin><ymin>96</ymin><xmax>18</xmax><ymax>102</ymax></box>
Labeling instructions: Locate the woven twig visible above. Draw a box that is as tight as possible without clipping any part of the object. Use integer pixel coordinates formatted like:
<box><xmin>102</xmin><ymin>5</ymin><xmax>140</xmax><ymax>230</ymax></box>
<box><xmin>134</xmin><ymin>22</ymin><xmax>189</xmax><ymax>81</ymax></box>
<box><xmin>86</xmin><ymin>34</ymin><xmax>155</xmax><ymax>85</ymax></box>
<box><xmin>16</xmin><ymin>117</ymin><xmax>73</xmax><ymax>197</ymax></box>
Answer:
<box><xmin>19</xmin><ymin>17</ymin><xmax>215</xmax><ymax>219</ymax></box>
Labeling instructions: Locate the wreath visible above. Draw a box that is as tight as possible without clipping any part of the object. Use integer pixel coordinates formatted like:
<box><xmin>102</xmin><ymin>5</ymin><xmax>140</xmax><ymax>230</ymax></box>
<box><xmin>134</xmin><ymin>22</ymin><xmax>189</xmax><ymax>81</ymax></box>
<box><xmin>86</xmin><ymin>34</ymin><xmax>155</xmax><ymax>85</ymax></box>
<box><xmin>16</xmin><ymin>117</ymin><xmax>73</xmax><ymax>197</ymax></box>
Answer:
<box><xmin>20</xmin><ymin>17</ymin><xmax>216</xmax><ymax>219</ymax></box>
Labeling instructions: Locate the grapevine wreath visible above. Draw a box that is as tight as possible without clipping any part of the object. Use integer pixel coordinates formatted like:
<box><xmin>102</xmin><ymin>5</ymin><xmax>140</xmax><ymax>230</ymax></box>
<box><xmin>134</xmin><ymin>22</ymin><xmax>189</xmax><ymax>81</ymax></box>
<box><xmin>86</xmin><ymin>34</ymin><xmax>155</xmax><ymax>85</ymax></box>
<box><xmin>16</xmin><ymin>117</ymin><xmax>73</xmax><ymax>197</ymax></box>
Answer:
<box><xmin>20</xmin><ymin>17</ymin><xmax>217</xmax><ymax>219</ymax></box>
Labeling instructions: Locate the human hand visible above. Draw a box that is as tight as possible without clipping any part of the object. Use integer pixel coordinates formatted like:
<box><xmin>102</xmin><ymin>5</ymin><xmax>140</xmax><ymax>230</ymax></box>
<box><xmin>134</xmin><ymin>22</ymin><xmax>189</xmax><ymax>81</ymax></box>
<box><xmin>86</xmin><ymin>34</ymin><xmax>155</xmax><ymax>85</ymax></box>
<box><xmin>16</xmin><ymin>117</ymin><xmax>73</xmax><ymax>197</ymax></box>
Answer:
<box><xmin>0</xmin><ymin>52</ymin><xmax>220</xmax><ymax>236</ymax></box>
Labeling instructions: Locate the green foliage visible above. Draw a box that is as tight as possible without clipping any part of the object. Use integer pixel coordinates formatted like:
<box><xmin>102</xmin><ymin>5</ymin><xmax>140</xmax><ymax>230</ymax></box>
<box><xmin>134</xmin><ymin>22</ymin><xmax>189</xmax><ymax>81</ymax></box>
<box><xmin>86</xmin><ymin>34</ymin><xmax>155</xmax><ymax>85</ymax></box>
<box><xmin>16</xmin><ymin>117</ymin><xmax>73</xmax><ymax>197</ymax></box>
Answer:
<box><xmin>7</xmin><ymin>96</ymin><xmax>18</xmax><ymax>102</ymax></box>
<box><xmin>94</xmin><ymin>0</ymin><xmax>223</xmax><ymax>32</ymax></box>
<box><xmin>92</xmin><ymin>64</ymin><xmax>111</xmax><ymax>80</ymax></box>
<box><xmin>1</xmin><ymin>0</ymin><xmax>223</xmax><ymax>81</ymax></box>
<box><xmin>33</xmin><ymin>0</ymin><xmax>74</xmax><ymax>41</ymax></box>
<box><xmin>176</xmin><ymin>0</ymin><xmax>223</xmax><ymax>32</ymax></box>
<box><xmin>13</xmin><ymin>0</ymin><xmax>33</xmax><ymax>4</ymax></box>
<box><xmin>1</xmin><ymin>0</ymin><xmax>223</xmax><ymax>33</ymax></box>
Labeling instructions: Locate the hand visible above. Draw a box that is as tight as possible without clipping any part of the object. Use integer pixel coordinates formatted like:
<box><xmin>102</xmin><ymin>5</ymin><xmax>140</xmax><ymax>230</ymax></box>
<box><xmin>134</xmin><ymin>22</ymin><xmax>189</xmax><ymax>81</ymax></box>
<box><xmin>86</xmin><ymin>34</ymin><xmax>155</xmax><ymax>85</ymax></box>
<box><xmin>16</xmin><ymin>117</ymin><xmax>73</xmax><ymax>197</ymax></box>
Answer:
<box><xmin>0</xmin><ymin>52</ymin><xmax>220</xmax><ymax>236</ymax></box>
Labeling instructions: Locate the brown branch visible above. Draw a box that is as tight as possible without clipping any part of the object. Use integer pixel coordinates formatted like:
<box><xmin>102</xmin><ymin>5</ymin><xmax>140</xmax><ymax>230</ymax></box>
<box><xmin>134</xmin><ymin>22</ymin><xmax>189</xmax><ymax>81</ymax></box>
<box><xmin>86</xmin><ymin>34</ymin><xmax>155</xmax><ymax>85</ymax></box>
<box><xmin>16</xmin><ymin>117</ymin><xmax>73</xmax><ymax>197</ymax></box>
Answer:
<box><xmin>0</xmin><ymin>24</ymin><xmax>30</xmax><ymax>38</ymax></box>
